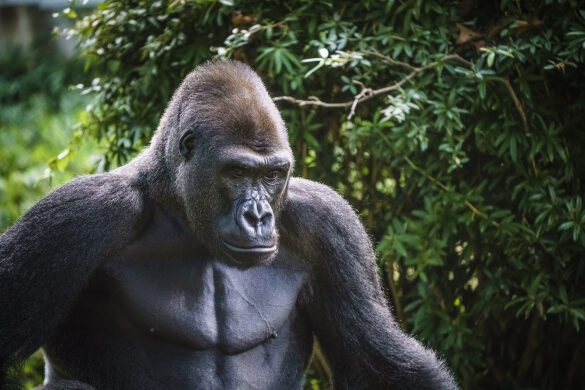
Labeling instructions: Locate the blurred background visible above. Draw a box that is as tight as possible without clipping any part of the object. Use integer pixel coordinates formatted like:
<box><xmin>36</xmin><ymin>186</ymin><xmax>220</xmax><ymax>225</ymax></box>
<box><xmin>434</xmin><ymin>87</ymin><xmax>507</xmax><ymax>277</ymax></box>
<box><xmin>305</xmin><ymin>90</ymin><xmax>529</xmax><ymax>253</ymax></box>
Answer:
<box><xmin>1</xmin><ymin>0</ymin><xmax>584</xmax><ymax>389</ymax></box>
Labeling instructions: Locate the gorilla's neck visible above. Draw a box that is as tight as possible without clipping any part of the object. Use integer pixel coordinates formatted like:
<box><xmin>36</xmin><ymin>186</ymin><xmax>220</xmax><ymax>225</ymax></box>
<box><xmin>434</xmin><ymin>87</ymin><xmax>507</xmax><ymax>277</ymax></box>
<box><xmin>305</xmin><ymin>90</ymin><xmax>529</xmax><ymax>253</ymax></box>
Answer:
<box><xmin>121</xmin><ymin>140</ymin><xmax>183</xmax><ymax>215</ymax></box>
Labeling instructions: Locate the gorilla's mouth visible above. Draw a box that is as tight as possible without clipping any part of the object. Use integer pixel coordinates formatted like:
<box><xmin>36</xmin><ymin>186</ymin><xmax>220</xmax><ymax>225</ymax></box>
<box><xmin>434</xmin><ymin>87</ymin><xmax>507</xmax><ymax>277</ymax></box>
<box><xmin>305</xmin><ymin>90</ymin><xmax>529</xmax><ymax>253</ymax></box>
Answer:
<box><xmin>221</xmin><ymin>240</ymin><xmax>276</xmax><ymax>254</ymax></box>
<box><xmin>221</xmin><ymin>239</ymin><xmax>277</xmax><ymax>267</ymax></box>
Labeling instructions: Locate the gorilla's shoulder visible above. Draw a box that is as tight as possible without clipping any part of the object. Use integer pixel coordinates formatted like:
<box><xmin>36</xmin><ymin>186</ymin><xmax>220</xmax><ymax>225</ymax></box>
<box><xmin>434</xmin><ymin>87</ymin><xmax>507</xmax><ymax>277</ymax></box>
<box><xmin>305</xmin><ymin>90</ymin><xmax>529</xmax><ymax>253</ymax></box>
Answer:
<box><xmin>22</xmin><ymin>172</ymin><xmax>149</xmax><ymax>234</ymax></box>
<box><xmin>48</xmin><ymin>173</ymin><xmax>147</xmax><ymax>212</ymax></box>
<box><xmin>286</xmin><ymin>178</ymin><xmax>350</xmax><ymax>211</ymax></box>
<box><xmin>281</xmin><ymin>178</ymin><xmax>373</xmax><ymax>268</ymax></box>
<box><xmin>284</xmin><ymin>177</ymin><xmax>364</xmax><ymax>235</ymax></box>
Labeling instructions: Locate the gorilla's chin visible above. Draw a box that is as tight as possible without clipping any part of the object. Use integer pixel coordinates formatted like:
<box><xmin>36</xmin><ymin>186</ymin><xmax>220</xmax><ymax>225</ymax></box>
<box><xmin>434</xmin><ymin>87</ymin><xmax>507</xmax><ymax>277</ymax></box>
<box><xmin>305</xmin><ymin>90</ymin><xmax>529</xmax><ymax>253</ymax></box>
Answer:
<box><xmin>220</xmin><ymin>239</ymin><xmax>277</xmax><ymax>268</ymax></box>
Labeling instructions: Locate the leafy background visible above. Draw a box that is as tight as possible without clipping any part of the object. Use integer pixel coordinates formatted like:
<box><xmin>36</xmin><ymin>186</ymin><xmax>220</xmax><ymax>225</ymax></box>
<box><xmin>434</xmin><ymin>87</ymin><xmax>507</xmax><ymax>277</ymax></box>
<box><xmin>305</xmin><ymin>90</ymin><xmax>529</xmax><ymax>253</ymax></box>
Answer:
<box><xmin>3</xmin><ymin>0</ymin><xmax>585</xmax><ymax>389</ymax></box>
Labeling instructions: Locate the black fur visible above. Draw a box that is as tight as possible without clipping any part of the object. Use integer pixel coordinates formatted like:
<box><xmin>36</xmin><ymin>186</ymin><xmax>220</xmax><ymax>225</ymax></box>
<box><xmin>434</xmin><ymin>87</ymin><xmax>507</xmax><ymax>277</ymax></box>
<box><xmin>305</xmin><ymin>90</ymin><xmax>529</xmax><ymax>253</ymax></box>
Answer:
<box><xmin>0</xmin><ymin>60</ymin><xmax>457</xmax><ymax>390</ymax></box>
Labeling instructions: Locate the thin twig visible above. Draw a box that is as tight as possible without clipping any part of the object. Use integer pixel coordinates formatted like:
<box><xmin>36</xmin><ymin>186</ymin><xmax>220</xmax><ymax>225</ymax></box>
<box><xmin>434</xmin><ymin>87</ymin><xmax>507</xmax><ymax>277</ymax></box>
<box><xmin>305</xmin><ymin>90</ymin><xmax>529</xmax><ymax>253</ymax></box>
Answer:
<box><xmin>403</xmin><ymin>155</ymin><xmax>500</xmax><ymax>228</ymax></box>
<box><xmin>495</xmin><ymin>77</ymin><xmax>530</xmax><ymax>133</ymax></box>
<box><xmin>272</xmin><ymin>96</ymin><xmax>350</xmax><ymax>108</ymax></box>
<box><xmin>363</xmin><ymin>49</ymin><xmax>420</xmax><ymax>72</ymax></box>
<box><xmin>312</xmin><ymin>340</ymin><xmax>332</xmax><ymax>383</ymax></box>
<box><xmin>491</xmin><ymin>77</ymin><xmax>535</xmax><ymax>175</ymax></box>
<box><xmin>348</xmin><ymin>80</ymin><xmax>374</xmax><ymax>119</ymax></box>
<box><xmin>385</xmin><ymin>260</ymin><xmax>406</xmax><ymax>327</ymax></box>
<box><xmin>274</xmin><ymin>67</ymin><xmax>417</xmax><ymax>118</ymax></box>
<box><xmin>363</xmin><ymin>50</ymin><xmax>473</xmax><ymax>70</ymax></box>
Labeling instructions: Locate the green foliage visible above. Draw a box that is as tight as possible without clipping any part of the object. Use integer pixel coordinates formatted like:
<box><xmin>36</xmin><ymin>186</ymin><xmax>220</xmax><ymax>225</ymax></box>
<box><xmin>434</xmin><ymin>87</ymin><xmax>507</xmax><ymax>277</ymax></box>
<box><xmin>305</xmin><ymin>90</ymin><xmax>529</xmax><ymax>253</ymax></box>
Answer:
<box><xmin>69</xmin><ymin>0</ymin><xmax>585</xmax><ymax>388</ymax></box>
<box><xmin>0</xmin><ymin>47</ymin><xmax>98</xmax><ymax>230</ymax></box>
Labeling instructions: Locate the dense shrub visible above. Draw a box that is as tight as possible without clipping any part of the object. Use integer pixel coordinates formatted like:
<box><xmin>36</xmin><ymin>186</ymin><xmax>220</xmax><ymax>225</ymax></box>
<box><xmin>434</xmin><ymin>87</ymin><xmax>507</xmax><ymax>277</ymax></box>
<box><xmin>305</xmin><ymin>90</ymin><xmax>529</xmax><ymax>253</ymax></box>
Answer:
<box><xmin>0</xmin><ymin>47</ymin><xmax>96</xmax><ymax>230</ymax></box>
<box><xmin>65</xmin><ymin>0</ymin><xmax>585</xmax><ymax>388</ymax></box>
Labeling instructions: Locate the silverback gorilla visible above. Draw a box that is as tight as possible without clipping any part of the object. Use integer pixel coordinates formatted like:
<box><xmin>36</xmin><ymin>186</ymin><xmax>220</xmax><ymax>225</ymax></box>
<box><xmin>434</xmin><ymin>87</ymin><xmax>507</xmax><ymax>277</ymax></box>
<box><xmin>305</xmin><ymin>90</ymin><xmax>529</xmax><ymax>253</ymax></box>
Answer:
<box><xmin>0</xmin><ymin>60</ymin><xmax>457</xmax><ymax>390</ymax></box>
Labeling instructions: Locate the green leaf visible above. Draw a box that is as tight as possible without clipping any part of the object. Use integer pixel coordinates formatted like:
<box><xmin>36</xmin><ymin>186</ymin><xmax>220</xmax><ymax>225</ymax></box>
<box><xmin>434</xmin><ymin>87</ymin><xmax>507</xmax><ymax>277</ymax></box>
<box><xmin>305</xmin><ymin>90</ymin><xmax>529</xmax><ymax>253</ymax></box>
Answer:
<box><xmin>487</xmin><ymin>52</ymin><xmax>495</xmax><ymax>68</ymax></box>
<box><xmin>509</xmin><ymin>136</ymin><xmax>517</xmax><ymax>163</ymax></box>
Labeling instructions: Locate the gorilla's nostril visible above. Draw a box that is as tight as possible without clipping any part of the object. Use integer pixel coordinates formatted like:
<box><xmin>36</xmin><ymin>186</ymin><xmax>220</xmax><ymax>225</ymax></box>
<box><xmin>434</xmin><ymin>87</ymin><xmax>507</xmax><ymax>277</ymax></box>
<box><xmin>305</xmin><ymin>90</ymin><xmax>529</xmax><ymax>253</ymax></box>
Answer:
<box><xmin>244</xmin><ymin>209</ymin><xmax>260</xmax><ymax>226</ymax></box>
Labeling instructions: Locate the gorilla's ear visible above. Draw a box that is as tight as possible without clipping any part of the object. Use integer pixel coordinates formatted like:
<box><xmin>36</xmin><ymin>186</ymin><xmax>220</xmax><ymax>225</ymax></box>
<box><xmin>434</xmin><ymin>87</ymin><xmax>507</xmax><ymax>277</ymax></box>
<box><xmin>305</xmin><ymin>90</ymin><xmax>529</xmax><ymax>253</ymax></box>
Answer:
<box><xmin>179</xmin><ymin>130</ymin><xmax>196</xmax><ymax>159</ymax></box>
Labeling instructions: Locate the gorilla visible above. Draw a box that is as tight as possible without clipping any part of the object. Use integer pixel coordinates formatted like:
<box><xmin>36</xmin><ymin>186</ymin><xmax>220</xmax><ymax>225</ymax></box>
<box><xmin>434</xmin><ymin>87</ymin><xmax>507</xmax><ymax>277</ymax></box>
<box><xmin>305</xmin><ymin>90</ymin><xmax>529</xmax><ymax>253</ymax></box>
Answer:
<box><xmin>0</xmin><ymin>60</ymin><xmax>457</xmax><ymax>390</ymax></box>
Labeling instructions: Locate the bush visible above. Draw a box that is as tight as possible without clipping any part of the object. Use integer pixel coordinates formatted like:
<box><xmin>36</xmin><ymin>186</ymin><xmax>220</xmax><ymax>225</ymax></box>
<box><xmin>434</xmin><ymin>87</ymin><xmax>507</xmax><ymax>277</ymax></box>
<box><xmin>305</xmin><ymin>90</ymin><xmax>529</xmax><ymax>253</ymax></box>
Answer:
<box><xmin>0</xmin><ymin>47</ymin><xmax>97</xmax><ymax>230</ymax></box>
<box><xmin>68</xmin><ymin>0</ymin><xmax>585</xmax><ymax>388</ymax></box>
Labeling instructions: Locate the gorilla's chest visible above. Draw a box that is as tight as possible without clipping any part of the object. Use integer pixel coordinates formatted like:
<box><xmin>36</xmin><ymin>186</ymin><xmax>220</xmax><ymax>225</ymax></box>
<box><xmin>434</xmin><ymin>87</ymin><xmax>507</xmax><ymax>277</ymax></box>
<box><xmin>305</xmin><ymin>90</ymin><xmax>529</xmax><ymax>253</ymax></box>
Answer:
<box><xmin>105</xmin><ymin>252</ymin><xmax>307</xmax><ymax>354</ymax></box>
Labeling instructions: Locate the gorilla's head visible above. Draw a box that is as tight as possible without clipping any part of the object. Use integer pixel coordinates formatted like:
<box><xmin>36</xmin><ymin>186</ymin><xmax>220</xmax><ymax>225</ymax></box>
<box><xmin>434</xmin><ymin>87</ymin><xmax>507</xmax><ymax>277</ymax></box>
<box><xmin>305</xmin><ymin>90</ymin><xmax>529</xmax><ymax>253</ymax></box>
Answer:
<box><xmin>153</xmin><ymin>60</ymin><xmax>293</xmax><ymax>268</ymax></box>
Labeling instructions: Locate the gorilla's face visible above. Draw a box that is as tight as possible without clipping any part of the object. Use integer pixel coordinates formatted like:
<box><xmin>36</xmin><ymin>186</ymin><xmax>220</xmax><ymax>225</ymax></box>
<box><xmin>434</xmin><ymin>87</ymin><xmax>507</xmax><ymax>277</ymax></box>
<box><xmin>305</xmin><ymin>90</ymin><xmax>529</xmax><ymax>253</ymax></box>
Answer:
<box><xmin>178</xmin><ymin>135</ymin><xmax>292</xmax><ymax>268</ymax></box>
<box><xmin>213</xmin><ymin>146</ymin><xmax>291</xmax><ymax>265</ymax></box>
<box><xmin>172</xmin><ymin>61</ymin><xmax>293</xmax><ymax>268</ymax></box>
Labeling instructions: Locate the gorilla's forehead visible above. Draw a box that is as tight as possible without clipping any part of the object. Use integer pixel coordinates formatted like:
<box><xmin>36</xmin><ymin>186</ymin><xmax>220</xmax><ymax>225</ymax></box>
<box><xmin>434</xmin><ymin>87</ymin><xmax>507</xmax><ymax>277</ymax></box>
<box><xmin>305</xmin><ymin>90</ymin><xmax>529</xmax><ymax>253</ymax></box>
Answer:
<box><xmin>214</xmin><ymin>145</ymin><xmax>292</xmax><ymax>166</ymax></box>
<box><xmin>179</xmin><ymin>65</ymin><xmax>288</xmax><ymax>153</ymax></box>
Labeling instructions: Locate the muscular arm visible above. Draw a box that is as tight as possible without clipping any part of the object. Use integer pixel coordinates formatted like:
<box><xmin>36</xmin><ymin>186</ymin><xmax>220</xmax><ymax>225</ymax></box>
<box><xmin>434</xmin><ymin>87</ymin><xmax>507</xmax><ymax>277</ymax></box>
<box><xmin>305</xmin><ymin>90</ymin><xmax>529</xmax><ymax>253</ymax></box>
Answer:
<box><xmin>282</xmin><ymin>178</ymin><xmax>457</xmax><ymax>390</ymax></box>
<box><xmin>0</xmin><ymin>173</ymin><xmax>148</xmax><ymax>384</ymax></box>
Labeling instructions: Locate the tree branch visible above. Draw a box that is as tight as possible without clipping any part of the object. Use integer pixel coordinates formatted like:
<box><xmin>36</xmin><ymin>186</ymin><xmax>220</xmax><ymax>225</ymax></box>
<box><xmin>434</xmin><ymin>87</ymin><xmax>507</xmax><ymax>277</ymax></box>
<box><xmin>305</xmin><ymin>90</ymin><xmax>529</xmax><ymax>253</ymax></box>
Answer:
<box><xmin>274</xmin><ymin>51</ymin><xmax>531</xmax><ymax>228</ymax></box>
<box><xmin>273</xmin><ymin>53</ymin><xmax>472</xmax><ymax>119</ymax></box>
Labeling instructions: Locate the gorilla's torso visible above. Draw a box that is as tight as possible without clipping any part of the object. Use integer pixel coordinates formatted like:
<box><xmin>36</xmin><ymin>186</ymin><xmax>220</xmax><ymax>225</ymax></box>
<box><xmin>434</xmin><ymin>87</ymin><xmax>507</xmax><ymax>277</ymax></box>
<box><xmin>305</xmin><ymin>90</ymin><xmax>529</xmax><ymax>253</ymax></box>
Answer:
<box><xmin>43</xmin><ymin>208</ymin><xmax>314</xmax><ymax>390</ymax></box>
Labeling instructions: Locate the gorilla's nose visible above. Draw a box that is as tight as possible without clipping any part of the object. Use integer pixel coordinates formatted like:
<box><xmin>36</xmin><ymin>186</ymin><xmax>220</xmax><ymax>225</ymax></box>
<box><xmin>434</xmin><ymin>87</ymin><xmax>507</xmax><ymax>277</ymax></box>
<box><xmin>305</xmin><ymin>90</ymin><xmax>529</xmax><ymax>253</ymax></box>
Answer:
<box><xmin>238</xmin><ymin>199</ymin><xmax>274</xmax><ymax>237</ymax></box>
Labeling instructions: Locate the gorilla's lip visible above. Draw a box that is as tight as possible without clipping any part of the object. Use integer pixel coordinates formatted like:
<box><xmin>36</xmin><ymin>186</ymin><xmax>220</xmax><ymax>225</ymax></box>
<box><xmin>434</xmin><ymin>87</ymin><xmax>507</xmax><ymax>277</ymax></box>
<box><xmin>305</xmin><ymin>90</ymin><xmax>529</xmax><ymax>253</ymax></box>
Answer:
<box><xmin>221</xmin><ymin>240</ymin><xmax>276</xmax><ymax>253</ymax></box>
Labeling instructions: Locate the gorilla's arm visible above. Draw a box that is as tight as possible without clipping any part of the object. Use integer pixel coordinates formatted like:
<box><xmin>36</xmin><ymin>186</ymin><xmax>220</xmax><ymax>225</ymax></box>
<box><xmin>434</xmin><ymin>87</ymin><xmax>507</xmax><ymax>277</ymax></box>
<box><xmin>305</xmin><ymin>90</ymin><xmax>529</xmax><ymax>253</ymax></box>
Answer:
<box><xmin>0</xmin><ymin>174</ymin><xmax>147</xmax><ymax>383</ymax></box>
<box><xmin>283</xmin><ymin>178</ymin><xmax>457</xmax><ymax>390</ymax></box>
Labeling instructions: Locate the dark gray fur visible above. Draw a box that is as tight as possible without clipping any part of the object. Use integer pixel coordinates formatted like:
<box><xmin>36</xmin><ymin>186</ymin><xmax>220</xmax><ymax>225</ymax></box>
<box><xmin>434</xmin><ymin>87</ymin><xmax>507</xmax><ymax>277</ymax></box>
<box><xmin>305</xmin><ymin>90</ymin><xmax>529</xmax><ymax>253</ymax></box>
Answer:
<box><xmin>0</xmin><ymin>60</ymin><xmax>457</xmax><ymax>390</ymax></box>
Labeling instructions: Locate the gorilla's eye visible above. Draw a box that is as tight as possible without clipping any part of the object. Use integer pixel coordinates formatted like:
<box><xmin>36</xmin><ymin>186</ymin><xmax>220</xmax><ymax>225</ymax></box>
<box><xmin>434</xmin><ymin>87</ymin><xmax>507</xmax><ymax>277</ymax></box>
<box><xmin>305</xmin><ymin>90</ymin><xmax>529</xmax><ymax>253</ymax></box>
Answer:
<box><xmin>229</xmin><ymin>167</ymin><xmax>248</xmax><ymax>178</ymax></box>
<box><xmin>266</xmin><ymin>169</ymin><xmax>283</xmax><ymax>180</ymax></box>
